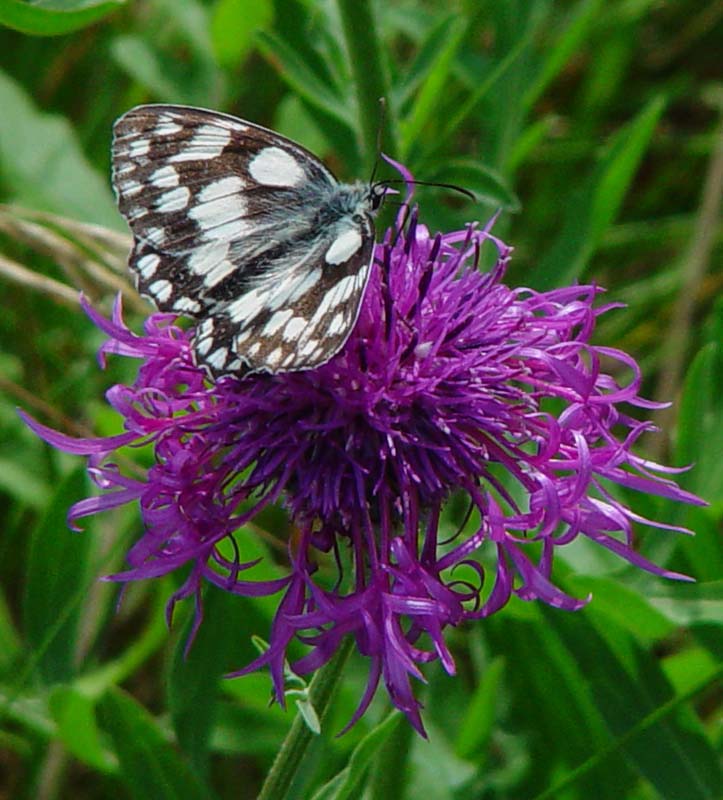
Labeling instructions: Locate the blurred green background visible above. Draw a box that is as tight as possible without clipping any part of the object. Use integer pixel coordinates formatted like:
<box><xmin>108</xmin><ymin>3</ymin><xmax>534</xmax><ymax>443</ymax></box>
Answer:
<box><xmin>0</xmin><ymin>1</ymin><xmax>721</xmax><ymax>799</ymax></box>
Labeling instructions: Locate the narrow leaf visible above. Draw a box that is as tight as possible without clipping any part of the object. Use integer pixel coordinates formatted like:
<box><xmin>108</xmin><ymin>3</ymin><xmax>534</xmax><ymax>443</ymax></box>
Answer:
<box><xmin>100</xmin><ymin>688</ymin><xmax>217</xmax><ymax>800</ymax></box>
<box><xmin>0</xmin><ymin>69</ymin><xmax>120</xmax><ymax>228</ymax></box>
<box><xmin>454</xmin><ymin>657</ymin><xmax>505</xmax><ymax>759</ymax></box>
<box><xmin>676</xmin><ymin>341</ymin><xmax>723</xmax><ymax>499</ymax></box>
<box><xmin>168</xmin><ymin>585</ymin><xmax>271</xmax><ymax>775</ymax></box>
<box><xmin>522</xmin><ymin>0</ymin><xmax>606</xmax><ymax>111</ymax></box>
<box><xmin>49</xmin><ymin>685</ymin><xmax>116</xmax><ymax>772</ymax></box>
<box><xmin>529</xmin><ymin>95</ymin><xmax>665</xmax><ymax>288</ymax></box>
<box><xmin>256</xmin><ymin>30</ymin><xmax>353</xmax><ymax>128</ymax></box>
<box><xmin>310</xmin><ymin>712</ymin><xmax>402</xmax><ymax>800</ymax></box>
<box><xmin>399</xmin><ymin>18</ymin><xmax>466</xmax><ymax>160</ymax></box>
<box><xmin>22</xmin><ymin>465</ymin><xmax>91</xmax><ymax>684</ymax></box>
<box><xmin>0</xmin><ymin>0</ymin><xmax>124</xmax><ymax>36</ymax></box>
<box><xmin>428</xmin><ymin>158</ymin><xmax>520</xmax><ymax>211</ymax></box>
<box><xmin>211</xmin><ymin>0</ymin><xmax>273</xmax><ymax>68</ymax></box>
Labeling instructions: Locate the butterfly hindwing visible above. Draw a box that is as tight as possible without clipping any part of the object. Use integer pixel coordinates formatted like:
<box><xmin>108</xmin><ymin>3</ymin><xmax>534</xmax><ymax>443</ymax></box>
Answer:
<box><xmin>194</xmin><ymin>220</ymin><xmax>374</xmax><ymax>373</ymax></box>
<box><xmin>111</xmin><ymin>104</ymin><xmax>377</xmax><ymax>376</ymax></box>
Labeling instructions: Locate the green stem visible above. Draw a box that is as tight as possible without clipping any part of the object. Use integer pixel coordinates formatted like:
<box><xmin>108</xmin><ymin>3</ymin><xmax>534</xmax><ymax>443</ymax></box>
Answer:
<box><xmin>336</xmin><ymin>0</ymin><xmax>398</xmax><ymax>164</ymax></box>
<box><xmin>257</xmin><ymin>637</ymin><xmax>354</xmax><ymax>800</ymax></box>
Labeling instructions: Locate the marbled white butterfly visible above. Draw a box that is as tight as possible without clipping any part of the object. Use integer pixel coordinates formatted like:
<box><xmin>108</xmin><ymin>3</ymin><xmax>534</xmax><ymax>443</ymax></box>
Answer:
<box><xmin>112</xmin><ymin>104</ymin><xmax>385</xmax><ymax>377</ymax></box>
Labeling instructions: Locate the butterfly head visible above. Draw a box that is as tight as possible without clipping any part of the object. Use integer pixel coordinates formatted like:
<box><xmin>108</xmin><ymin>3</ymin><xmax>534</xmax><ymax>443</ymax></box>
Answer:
<box><xmin>369</xmin><ymin>181</ymin><xmax>398</xmax><ymax>213</ymax></box>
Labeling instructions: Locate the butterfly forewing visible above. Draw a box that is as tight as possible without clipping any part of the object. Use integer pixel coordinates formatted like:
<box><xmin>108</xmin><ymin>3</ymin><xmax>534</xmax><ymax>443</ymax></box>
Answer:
<box><xmin>111</xmin><ymin>104</ymin><xmax>377</xmax><ymax>376</ymax></box>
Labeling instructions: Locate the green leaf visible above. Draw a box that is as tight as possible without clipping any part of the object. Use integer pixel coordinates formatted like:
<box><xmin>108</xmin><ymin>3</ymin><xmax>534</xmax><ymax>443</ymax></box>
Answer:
<box><xmin>488</xmin><ymin>604</ymin><xmax>722</xmax><ymax>800</ymax></box>
<box><xmin>424</xmin><ymin>26</ymin><xmax>532</xmax><ymax>163</ymax></box>
<box><xmin>399</xmin><ymin>17</ymin><xmax>466</xmax><ymax>160</ymax></box>
<box><xmin>110</xmin><ymin>0</ymin><xmax>223</xmax><ymax>106</ymax></box>
<box><xmin>676</xmin><ymin>341</ymin><xmax>723</xmax><ymax>499</ymax></box>
<box><xmin>49</xmin><ymin>685</ymin><xmax>116</xmax><ymax>772</ymax></box>
<box><xmin>168</xmin><ymin>585</ymin><xmax>269</xmax><ymax>775</ymax></box>
<box><xmin>310</xmin><ymin>712</ymin><xmax>402</xmax><ymax>800</ymax></box>
<box><xmin>0</xmin><ymin>588</ymin><xmax>21</xmax><ymax>671</ymax></box>
<box><xmin>110</xmin><ymin>35</ymin><xmax>186</xmax><ymax>101</ymax></box>
<box><xmin>0</xmin><ymin>69</ymin><xmax>120</xmax><ymax>228</ymax></box>
<box><xmin>529</xmin><ymin>95</ymin><xmax>666</xmax><ymax>289</ymax></box>
<box><xmin>644</xmin><ymin>580</ymin><xmax>723</xmax><ymax>629</ymax></box>
<box><xmin>393</xmin><ymin>14</ymin><xmax>460</xmax><ymax>112</ymax></box>
<box><xmin>0</xmin><ymin>456</ymin><xmax>50</xmax><ymax>509</ymax></box>
<box><xmin>428</xmin><ymin>158</ymin><xmax>520</xmax><ymax>211</ymax></box>
<box><xmin>22</xmin><ymin>465</ymin><xmax>91</xmax><ymax>684</ymax></box>
<box><xmin>454</xmin><ymin>656</ymin><xmax>505</xmax><ymax>760</ymax></box>
<box><xmin>564</xmin><ymin>576</ymin><xmax>673</xmax><ymax>642</ymax></box>
<box><xmin>548</xmin><ymin>606</ymin><xmax>722</xmax><ymax>800</ymax></box>
<box><xmin>100</xmin><ymin>688</ymin><xmax>217</xmax><ymax>800</ymax></box>
<box><xmin>211</xmin><ymin>0</ymin><xmax>273</xmax><ymax>69</ymax></box>
<box><xmin>0</xmin><ymin>0</ymin><xmax>124</xmax><ymax>36</ymax></box>
<box><xmin>522</xmin><ymin>0</ymin><xmax>606</xmax><ymax>111</ymax></box>
<box><xmin>256</xmin><ymin>30</ymin><xmax>353</xmax><ymax>128</ymax></box>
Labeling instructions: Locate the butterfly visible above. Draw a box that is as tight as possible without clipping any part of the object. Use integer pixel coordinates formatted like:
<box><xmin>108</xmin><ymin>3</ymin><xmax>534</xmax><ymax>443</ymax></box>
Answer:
<box><xmin>111</xmin><ymin>104</ymin><xmax>385</xmax><ymax>377</ymax></box>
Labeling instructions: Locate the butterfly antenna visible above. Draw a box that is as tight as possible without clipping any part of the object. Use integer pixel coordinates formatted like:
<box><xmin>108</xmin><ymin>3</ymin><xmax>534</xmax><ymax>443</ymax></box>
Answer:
<box><xmin>368</xmin><ymin>97</ymin><xmax>387</xmax><ymax>188</ymax></box>
<box><xmin>381</xmin><ymin>178</ymin><xmax>476</xmax><ymax>202</ymax></box>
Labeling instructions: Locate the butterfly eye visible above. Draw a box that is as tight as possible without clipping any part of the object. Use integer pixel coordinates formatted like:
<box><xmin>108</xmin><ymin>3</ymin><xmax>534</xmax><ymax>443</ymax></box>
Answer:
<box><xmin>370</xmin><ymin>184</ymin><xmax>387</xmax><ymax>211</ymax></box>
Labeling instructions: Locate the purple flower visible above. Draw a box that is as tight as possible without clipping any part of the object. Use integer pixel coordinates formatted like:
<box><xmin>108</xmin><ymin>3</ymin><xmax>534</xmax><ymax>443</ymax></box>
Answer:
<box><xmin>23</xmin><ymin>191</ymin><xmax>703</xmax><ymax>735</ymax></box>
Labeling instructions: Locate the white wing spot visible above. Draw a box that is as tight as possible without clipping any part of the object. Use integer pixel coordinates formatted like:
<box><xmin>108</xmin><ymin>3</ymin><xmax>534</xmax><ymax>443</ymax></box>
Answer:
<box><xmin>325</xmin><ymin>228</ymin><xmax>362</xmax><ymax>265</ymax></box>
<box><xmin>263</xmin><ymin>308</ymin><xmax>294</xmax><ymax>336</ymax></box>
<box><xmin>156</xmin><ymin>186</ymin><xmax>190</xmax><ymax>213</ymax></box>
<box><xmin>327</xmin><ymin>312</ymin><xmax>346</xmax><ymax>336</ymax></box>
<box><xmin>335</xmin><ymin>274</ymin><xmax>357</xmax><ymax>303</ymax></box>
<box><xmin>150</xmin><ymin>165</ymin><xmax>180</xmax><ymax>189</ymax></box>
<box><xmin>149</xmin><ymin>279</ymin><xmax>172</xmax><ymax>303</ymax></box>
<box><xmin>235</xmin><ymin>328</ymin><xmax>253</xmax><ymax>347</ymax></box>
<box><xmin>247</xmin><ymin>342</ymin><xmax>262</xmax><ymax>357</ymax></box>
<box><xmin>144</xmin><ymin>226</ymin><xmax>166</xmax><ymax>246</ymax></box>
<box><xmin>207</xmin><ymin>347</ymin><xmax>229</xmax><ymax>369</ymax></box>
<box><xmin>173</xmin><ymin>297</ymin><xmax>201</xmax><ymax>314</ymax></box>
<box><xmin>198</xmin><ymin>176</ymin><xmax>245</xmax><ymax>201</ymax></box>
<box><xmin>128</xmin><ymin>139</ymin><xmax>150</xmax><ymax>157</ymax></box>
<box><xmin>168</xmin><ymin>125</ymin><xmax>231</xmax><ymax>162</ymax></box>
<box><xmin>287</xmin><ymin>267</ymin><xmax>322</xmax><ymax>303</ymax></box>
<box><xmin>196</xmin><ymin>330</ymin><xmax>214</xmax><ymax>355</ymax></box>
<box><xmin>190</xmin><ymin>180</ymin><xmax>247</xmax><ymax>238</ymax></box>
<box><xmin>266</xmin><ymin>347</ymin><xmax>283</xmax><ymax>366</ymax></box>
<box><xmin>120</xmin><ymin>180</ymin><xmax>142</xmax><ymax>197</ymax></box>
<box><xmin>155</xmin><ymin>121</ymin><xmax>183</xmax><ymax>136</ymax></box>
<box><xmin>308</xmin><ymin>281</ymin><xmax>343</xmax><ymax>328</ymax></box>
<box><xmin>249</xmin><ymin>146</ymin><xmax>305</xmax><ymax>187</ymax></box>
<box><xmin>203</xmin><ymin>259</ymin><xmax>237</xmax><ymax>288</ymax></box>
<box><xmin>227</xmin><ymin>288</ymin><xmax>266</xmax><ymax>323</ymax></box>
<box><xmin>127</xmin><ymin>206</ymin><xmax>146</xmax><ymax>221</ymax></box>
<box><xmin>188</xmin><ymin>242</ymin><xmax>230</xmax><ymax>277</ymax></box>
<box><xmin>282</xmin><ymin>316</ymin><xmax>307</xmax><ymax>341</ymax></box>
<box><xmin>137</xmin><ymin>253</ymin><xmax>160</xmax><ymax>280</ymax></box>
<box><xmin>115</xmin><ymin>163</ymin><xmax>135</xmax><ymax>178</ymax></box>
<box><xmin>299</xmin><ymin>338</ymin><xmax>319</xmax><ymax>357</ymax></box>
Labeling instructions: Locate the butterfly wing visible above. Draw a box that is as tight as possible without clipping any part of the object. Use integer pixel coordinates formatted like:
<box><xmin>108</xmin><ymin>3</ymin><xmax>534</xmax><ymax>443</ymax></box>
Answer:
<box><xmin>193</xmin><ymin>221</ymin><xmax>374</xmax><ymax>374</ymax></box>
<box><xmin>112</xmin><ymin>104</ymin><xmax>375</xmax><ymax>375</ymax></box>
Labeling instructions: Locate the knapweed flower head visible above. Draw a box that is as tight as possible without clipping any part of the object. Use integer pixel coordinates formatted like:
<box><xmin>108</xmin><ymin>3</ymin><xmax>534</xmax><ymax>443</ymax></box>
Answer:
<box><xmin>25</xmin><ymin>186</ymin><xmax>703</xmax><ymax>735</ymax></box>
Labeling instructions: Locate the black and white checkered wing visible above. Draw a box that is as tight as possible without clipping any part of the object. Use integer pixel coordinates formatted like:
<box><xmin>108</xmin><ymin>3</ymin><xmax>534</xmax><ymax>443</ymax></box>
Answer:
<box><xmin>112</xmin><ymin>104</ymin><xmax>376</xmax><ymax>376</ymax></box>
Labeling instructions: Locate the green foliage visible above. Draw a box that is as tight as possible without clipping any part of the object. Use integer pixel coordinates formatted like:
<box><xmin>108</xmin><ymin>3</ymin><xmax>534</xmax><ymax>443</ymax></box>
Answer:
<box><xmin>0</xmin><ymin>1</ymin><xmax>721</xmax><ymax>799</ymax></box>
<box><xmin>0</xmin><ymin>0</ymin><xmax>124</xmax><ymax>37</ymax></box>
